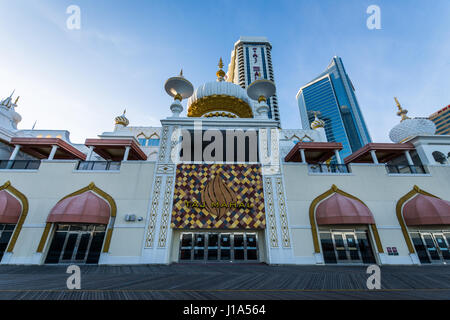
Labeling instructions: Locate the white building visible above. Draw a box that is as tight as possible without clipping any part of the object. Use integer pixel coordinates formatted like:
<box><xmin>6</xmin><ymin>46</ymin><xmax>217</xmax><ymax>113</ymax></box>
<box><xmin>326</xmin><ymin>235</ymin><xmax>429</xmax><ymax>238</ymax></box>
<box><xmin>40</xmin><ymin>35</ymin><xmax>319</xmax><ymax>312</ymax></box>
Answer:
<box><xmin>0</xmin><ymin>39</ymin><xmax>449</xmax><ymax>267</ymax></box>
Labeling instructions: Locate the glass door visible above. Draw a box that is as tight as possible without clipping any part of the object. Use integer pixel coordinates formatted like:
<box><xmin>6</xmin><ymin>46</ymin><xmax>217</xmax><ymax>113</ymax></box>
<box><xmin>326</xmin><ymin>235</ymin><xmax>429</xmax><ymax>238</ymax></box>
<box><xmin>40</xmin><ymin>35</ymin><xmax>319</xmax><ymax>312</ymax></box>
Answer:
<box><xmin>433</xmin><ymin>234</ymin><xmax>450</xmax><ymax>261</ymax></box>
<box><xmin>421</xmin><ymin>233</ymin><xmax>441</xmax><ymax>261</ymax></box>
<box><xmin>219</xmin><ymin>234</ymin><xmax>231</xmax><ymax>261</ymax></box>
<box><xmin>0</xmin><ymin>224</ymin><xmax>15</xmax><ymax>261</ymax></box>
<box><xmin>331</xmin><ymin>231</ymin><xmax>364</xmax><ymax>264</ymax></box>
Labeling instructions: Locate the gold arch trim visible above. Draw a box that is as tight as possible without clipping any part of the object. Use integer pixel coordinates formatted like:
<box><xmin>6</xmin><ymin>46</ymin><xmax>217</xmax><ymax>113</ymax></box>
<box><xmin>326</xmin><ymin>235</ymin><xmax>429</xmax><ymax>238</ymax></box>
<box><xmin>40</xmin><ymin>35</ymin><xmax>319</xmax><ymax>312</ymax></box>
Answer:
<box><xmin>0</xmin><ymin>181</ymin><xmax>29</xmax><ymax>253</ymax></box>
<box><xmin>395</xmin><ymin>185</ymin><xmax>439</xmax><ymax>254</ymax></box>
<box><xmin>37</xmin><ymin>182</ymin><xmax>117</xmax><ymax>254</ymax></box>
<box><xmin>187</xmin><ymin>95</ymin><xmax>254</xmax><ymax>118</ymax></box>
<box><xmin>309</xmin><ymin>184</ymin><xmax>384</xmax><ymax>254</ymax></box>
<box><xmin>137</xmin><ymin>132</ymin><xmax>160</xmax><ymax>140</ymax></box>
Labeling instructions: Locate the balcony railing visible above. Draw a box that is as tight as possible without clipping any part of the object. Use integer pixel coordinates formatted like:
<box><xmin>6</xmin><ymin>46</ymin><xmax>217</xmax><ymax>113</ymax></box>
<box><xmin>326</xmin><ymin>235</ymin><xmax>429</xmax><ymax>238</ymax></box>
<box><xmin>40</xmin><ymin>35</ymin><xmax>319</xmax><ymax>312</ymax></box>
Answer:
<box><xmin>308</xmin><ymin>164</ymin><xmax>350</xmax><ymax>174</ymax></box>
<box><xmin>385</xmin><ymin>164</ymin><xmax>426</xmax><ymax>174</ymax></box>
<box><xmin>0</xmin><ymin>160</ymin><xmax>41</xmax><ymax>170</ymax></box>
<box><xmin>77</xmin><ymin>161</ymin><xmax>121</xmax><ymax>171</ymax></box>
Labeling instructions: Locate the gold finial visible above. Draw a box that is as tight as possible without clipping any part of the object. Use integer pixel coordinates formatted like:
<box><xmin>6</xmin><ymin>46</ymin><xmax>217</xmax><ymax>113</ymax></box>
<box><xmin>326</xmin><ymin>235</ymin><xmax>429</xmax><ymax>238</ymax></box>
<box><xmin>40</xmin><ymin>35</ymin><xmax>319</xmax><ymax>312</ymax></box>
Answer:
<box><xmin>179</xmin><ymin>69</ymin><xmax>183</xmax><ymax>77</ymax></box>
<box><xmin>216</xmin><ymin>57</ymin><xmax>225</xmax><ymax>81</ymax></box>
<box><xmin>123</xmin><ymin>109</ymin><xmax>126</xmax><ymax>115</ymax></box>
<box><xmin>14</xmin><ymin>96</ymin><xmax>19</xmax><ymax>105</ymax></box>
<box><xmin>394</xmin><ymin>97</ymin><xmax>410</xmax><ymax>122</ymax></box>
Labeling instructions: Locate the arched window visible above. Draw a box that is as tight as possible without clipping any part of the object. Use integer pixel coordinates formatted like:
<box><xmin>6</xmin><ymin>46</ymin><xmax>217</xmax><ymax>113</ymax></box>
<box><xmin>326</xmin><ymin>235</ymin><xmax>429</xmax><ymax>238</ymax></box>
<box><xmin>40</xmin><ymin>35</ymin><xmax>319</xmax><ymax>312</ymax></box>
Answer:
<box><xmin>136</xmin><ymin>133</ymin><xmax>160</xmax><ymax>147</ymax></box>
<box><xmin>432</xmin><ymin>151</ymin><xmax>447</xmax><ymax>164</ymax></box>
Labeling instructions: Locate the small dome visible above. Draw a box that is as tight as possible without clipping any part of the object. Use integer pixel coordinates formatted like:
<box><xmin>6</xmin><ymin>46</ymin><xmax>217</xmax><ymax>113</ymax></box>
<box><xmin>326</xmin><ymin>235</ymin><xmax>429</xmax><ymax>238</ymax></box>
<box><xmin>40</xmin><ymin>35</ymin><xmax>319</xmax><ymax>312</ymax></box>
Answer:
<box><xmin>311</xmin><ymin>114</ymin><xmax>325</xmax><ymax>130</ymax></box>
<box><xmin>187</xmin><ymin>81</ymin><xmax>254</xmax><ymax>118</ymax></box>
<box><xmin>115</xmin><ymin>110</ymin><xmax>129</xmax><ymax>127</ymax></box>
<box><xmin>389</xmin><ymin>117</ymin><xmax>436</xmax><ymax>143</ymax></box>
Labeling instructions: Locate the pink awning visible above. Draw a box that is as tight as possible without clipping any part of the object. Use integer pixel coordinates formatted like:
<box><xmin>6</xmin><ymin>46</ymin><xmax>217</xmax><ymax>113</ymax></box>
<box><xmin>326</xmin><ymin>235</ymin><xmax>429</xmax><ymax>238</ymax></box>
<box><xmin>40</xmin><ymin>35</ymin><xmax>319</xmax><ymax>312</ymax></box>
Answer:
<box><xmin>316</xmin><ymin>193</ymin><xmax>375</xmax><ymax>225</ymax></box>
<box><xmin>0</xmin><ymin>190</ymin><xmax>22</xmax><ymax>224</ymax></box>
<box><xmin>403</xmin><ymin>194</ymin><xmax>450</xmax><ymax>226</ymax></box>
<box><xmin>47</xmin><ymin>191</ymin><xmax>110</xmax><ymax>225</ymax></box>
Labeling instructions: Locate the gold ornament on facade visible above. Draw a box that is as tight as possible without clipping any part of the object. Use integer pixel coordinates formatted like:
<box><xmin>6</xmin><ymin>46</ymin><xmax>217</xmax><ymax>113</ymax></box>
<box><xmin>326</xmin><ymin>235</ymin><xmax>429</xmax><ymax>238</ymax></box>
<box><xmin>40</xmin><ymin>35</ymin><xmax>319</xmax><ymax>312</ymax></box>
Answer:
<box><xmin>187</xmin><ymin>94</ymin><xmax>254</xmax><ymax>118</ymax></box>
<box><xmin>216</xmin><ymin>57</ymin><xmax>226</xmax><ymax>81</ymax></box>
<box><xmin>394</xmin><ymin>97</ymin><xmax>410</xmax><ymax>122</ymax></box>
<box><xmin>201</xmin><ymin>175</ymin><xmax>237</xmax><ymax>219</ymax></box>
<box><xmin>115</xmin><ymin>109</ymin><xmax>129</xmax><ymax>126</ymax></box>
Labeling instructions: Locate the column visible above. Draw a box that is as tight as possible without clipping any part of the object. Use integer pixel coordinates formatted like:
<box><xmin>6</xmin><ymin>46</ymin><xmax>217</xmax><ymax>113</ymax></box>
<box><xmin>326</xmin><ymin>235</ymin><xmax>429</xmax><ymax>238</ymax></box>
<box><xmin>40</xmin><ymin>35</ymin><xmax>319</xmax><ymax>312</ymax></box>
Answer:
<box><xmin>48</xmin><ymin>145</ymin><xmax>58</xmax><ymax>160</ymax></box>
<box><xmin>299</xmin><ymin>149</ymin><xmax>306</xmax><ymax>164</ymax></box>
<box><xmin>86</xmin><ymin>146</ymin><xmax>94</xmax><ymax>161</ymax></box>
<box><xmin>123</xmin><ymin>146</ymin><xmax>131</xmax><ymax>161</ymax></box>
<box><xmin>9</xmin><ymin>145</ymin><xmax>21</xmax><ymax>161</ymax></box>
<box><xmin>370</xmin><ymin>150</ymin><xmax>379</xmax><ymax>164</ymax></box>
<box><xmin>404</xmin><ymin>150</ymin><xmax>417</xmax><ymax>173</ymax></box>
<box><xmin>334</xmin><ymin>149</ymin><xmax>342</xmax><ymax>164</ymax></box>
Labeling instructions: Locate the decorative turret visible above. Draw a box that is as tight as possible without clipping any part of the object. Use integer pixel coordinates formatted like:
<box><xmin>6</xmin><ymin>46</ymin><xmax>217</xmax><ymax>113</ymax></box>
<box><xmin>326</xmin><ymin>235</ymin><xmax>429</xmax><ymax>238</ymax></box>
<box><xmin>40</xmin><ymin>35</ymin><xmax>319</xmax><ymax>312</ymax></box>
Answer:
<box><xmin>164</xmin><ymin>69</ymin><xmax>194</xmax><ymax>117</ymax></box>
<box><xmin>0</xmin><ymin>90</ymin><xmax>22</xmax><ymax>131</ymax></box>
<box><xmin>389</xmin><ymin>97</ymin><xmax>436</xmax><ymax>143</ymax></box>
<box><xmin>247</xmin><ymin>79</ymin><xmax>276</xmax><ymax>119</ymax></box>
<box><xmin>311</xmin><ymin>112</ymin><xmax>325</xmax><ymax>129</ymax></box>
<box><xmin>114</xmin><ymin>109</ymin><xmax>129</xmax><ymax>130</ymax></box>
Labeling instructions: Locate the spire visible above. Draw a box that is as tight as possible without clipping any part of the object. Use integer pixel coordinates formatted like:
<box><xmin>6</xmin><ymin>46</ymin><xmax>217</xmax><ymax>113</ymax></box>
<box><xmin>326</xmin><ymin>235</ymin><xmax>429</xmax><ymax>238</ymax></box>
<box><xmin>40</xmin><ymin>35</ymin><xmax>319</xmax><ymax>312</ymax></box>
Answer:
<box><xmin>216</xmin><ymin>57</ymin><xmax>225</xmax><ymax>81</ymax></box>
<box><xmin>394</xmin><ymin>97</ymin><xmax>410</xmax><ymax>122</ymax></box>
<box><xmin>179</xmin><ymin>69</ymin><xmax>183</xmax><ymax>77</ymax></box>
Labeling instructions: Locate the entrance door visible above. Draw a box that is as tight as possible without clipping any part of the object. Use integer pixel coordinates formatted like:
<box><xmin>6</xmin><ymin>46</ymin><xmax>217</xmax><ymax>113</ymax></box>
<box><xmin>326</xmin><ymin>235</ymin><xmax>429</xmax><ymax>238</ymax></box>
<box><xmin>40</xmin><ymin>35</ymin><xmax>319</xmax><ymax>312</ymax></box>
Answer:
<box><xmin>179</xmin><ymin>232</ymin><xmax>259</xmax><ymax>262</ymax></box>
<box><xmin>322</xmin><ymin>230</ymin><xmax>375</xmax><ymax>264</ymax></box>
<box><xmin>418</xmin><ymin>232</ymin><xmax>450</xmax><ymax>263</ymax></box>
<box><xmin>0</xmin><ymin>224</ymin><xmax>15</xmax><ymax>261</ymax></box>
<box><xmin>45</xmin><ymin>224</ymin><xmax>106</xmax><ymax>264</ymax></box>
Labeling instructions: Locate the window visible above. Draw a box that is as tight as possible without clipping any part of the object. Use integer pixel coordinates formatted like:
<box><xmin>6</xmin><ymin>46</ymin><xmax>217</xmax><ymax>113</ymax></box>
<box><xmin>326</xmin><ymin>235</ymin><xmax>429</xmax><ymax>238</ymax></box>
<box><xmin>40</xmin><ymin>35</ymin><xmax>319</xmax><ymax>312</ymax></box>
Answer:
<box><xmin>148</xmin><ymin>138</ymin><xmax>160</xmax><ymax>146</ymax></box>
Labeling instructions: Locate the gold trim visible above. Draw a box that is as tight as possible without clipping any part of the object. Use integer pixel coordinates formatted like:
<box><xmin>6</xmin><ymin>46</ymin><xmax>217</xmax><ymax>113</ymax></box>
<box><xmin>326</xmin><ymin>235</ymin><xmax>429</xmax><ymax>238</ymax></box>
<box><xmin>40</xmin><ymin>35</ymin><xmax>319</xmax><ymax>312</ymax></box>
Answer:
<box><xmin>187</xmin><ymin>95</ymin><xmax>253</xmax><ymax>118</ymax></box>
<box><xmin>0</xmin><ymin>181</ymin><xmax>29</xmax><ymax>253</ymax></box>
<box><xmin>395</xmin><ymin>185</ymin><xmax>439</xmax><ymax>254</ymax></box>
<box><xmin>309</xmin><ymin>184</ymin><xmax>384</xmax><ymax>254</ymax></box>
<box><xmin>36</xmin><ymin>182</ymin><xmax>117</xmax><ymax>254</ymax></box>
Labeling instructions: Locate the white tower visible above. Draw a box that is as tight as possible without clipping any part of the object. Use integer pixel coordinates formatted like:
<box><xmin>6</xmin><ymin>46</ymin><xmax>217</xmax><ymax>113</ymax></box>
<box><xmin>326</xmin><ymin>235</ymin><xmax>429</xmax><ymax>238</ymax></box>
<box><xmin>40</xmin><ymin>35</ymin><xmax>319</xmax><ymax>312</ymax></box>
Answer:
<box><xmin>226</xmin><ymin>37</ymin><xmax>280</xmax><ymax>124</ymax></box>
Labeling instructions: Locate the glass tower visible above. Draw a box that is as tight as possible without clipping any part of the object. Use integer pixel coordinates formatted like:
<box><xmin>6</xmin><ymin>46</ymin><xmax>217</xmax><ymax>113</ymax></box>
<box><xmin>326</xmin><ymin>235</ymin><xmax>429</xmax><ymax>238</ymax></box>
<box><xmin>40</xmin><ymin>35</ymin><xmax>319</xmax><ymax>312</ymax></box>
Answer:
<box><xmin>296</xmin><ymin>56</ymin><xmax>372</xmax><ymax>159</ymax></box>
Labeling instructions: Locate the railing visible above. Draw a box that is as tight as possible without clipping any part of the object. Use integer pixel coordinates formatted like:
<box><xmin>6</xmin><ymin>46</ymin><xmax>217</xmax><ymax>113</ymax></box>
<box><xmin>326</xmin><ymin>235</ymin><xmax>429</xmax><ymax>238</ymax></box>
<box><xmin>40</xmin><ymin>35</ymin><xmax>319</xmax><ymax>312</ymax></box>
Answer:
<box><xmin>308</xmin><ymin>164</ymin><xmax>350</xmax><ymax>174</ymax></box>
<box><xmin>76</xmin><ymin>161</ymin><xmax>121</xmax><ymax>171</ymax></box>
<box><xmin>385</xmin><ymin>164</ymin><xmax>426</xmax><ymax>174</ymax></box>
<box><xmin>0</xmin><ymin>160</ymin><xmax>41</xmax><ymax>170</ymax></box>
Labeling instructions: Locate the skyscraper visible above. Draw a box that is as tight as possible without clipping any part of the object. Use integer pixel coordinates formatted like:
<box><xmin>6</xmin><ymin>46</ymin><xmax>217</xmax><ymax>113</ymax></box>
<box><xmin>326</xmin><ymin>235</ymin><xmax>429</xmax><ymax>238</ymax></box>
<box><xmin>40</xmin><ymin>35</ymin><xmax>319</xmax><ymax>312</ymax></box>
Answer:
<box><xmin>429</xmin><ymin>105</ymin><xmax>450</xmax><ymax>135</ymax></box>
<box><xmin>296</xmin><ymin>56</ymin><xmax>372</xmax><ymax>159</ymax></box>
<box><xmin>226</xmin><ymin>36</ymin><xmax>280</xmax><ymax>123</ymax></box>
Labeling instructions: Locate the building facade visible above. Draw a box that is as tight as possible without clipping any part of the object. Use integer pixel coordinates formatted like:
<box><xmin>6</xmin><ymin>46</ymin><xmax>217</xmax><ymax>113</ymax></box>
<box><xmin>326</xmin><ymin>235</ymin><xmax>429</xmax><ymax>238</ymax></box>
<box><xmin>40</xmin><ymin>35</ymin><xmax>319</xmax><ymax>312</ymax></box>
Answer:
<box><xmin>226</xmin><ymin>37</ymin><xmax>280</xmax><ymax>123</ymax></box>
<box><xmin>430</xmin><ymin>105</ymin><xmax>450</xmax><ymax>136</ymax></box>
<box><xmin>0</xmin><ymin>39</ymin><xmax>449</xmax><ymax>267</ymax></box>
<box><xmin>296</xmin><ymin>56</ymin><xmax>372</xmax><ymax>159</ymax></box>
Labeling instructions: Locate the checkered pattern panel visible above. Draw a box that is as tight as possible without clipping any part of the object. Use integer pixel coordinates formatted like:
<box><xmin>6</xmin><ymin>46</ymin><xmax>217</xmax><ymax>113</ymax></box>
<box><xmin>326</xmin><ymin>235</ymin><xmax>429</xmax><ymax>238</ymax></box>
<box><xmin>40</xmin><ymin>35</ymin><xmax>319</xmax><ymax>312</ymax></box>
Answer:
<box><xmin>171</xmin><ymin>164</ymin><xmax>265</xmax><ymax>229</ymax></box>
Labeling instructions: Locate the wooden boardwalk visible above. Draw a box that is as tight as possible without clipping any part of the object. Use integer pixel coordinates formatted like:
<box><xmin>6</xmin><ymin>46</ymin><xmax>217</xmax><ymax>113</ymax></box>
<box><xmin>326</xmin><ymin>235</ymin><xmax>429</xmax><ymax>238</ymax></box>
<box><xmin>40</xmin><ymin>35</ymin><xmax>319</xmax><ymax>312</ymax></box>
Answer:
<box><xmin>0</xmin><ymin>264</ymin><xmax>450</xmax><ymax>299</ymax></box>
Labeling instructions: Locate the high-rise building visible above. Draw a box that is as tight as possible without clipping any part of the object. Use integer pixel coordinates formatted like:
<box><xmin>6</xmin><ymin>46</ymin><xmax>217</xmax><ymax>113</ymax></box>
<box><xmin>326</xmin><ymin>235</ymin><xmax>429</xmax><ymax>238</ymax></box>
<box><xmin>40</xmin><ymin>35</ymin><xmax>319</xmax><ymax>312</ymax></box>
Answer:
<box><xmin>296</xmin><ymin>56</ymin><xmax>372</xmax><ymax>159</ymax></box>
<box><xmin>226</xmin><ymin>36</ymin><xmax>280</xmax><ymax>123</ymax></box>
<box><xmin>429</xmin><ymin>105</ymin><xmax>450</xmax><ymax>135</ymax></box>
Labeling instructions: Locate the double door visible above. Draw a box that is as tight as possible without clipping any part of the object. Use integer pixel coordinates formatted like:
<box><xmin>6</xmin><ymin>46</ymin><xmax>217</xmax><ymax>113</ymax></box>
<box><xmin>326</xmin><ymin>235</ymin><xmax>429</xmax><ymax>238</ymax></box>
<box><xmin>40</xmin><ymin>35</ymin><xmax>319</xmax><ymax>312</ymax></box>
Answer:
<box><xmin>320</xmin><ymin>230</ymin><xmax>376</xmax><ymax>264</ymax></box>
<box><xmin>179</xmin><ymin>232</ymin><xmax>258</xmax><ymax>262</ymax></box>
<box><xmin>411</xmin><ymin>232</ymin><xmax>450</xmax><ymax>263</ymax></box>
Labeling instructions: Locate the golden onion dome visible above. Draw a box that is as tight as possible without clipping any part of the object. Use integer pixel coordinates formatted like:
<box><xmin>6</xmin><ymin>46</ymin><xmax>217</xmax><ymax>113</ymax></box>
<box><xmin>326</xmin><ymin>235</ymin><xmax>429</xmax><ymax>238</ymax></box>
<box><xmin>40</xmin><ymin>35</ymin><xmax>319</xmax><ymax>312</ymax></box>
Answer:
<box><xmin>115</xmin><ymin>109</ymin><xmax>129</xmax><ymax>127</ymax></box>
<box><xmin>311</xmin><ymin>112</ymin><xmax>325</xmax><ymax>129</ymax></box>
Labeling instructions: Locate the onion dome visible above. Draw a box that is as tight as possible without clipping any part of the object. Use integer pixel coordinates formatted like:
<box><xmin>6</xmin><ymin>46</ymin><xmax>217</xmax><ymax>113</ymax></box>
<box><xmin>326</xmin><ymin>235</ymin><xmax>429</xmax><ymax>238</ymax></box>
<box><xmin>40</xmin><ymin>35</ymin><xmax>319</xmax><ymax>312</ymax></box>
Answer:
<box><xmin>311</xmin><ymin>112</ymin><xmax>325</xmax><ymax>129</ymax></box>
<box><xmin>388</xmin><ymin>98</ymin><xmax>436</xmax><ymax>143</ymax></box>
<box><xmin>115</xmin><ymin>109</ymin><xmax>129</xmax><ymax>127</ymax></box>
<box><xmin>187</xmin><ymin>59</ymin><xmax>254</xmax><ymax>118</ymax></box>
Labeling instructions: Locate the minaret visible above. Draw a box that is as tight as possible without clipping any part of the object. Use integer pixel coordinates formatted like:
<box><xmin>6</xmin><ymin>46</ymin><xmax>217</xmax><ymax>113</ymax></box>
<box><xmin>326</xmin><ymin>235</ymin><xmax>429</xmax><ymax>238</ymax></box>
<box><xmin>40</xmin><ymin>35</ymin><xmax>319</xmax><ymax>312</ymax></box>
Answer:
<box><xmin>0</xmin><ymin>90</ymin><xmax>22</xmax><ymax>130</ymax></box>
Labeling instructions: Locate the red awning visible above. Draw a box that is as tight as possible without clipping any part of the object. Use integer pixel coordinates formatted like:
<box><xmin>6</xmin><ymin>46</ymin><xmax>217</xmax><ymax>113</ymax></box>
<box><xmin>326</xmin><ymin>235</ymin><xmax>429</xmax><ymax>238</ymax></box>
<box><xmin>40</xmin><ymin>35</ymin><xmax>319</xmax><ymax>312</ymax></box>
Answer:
<box><xmin>47</xmin><ymin>191</ymin><xmax>110</xmax><ymax>225</ymax></box>
<box><xmin>0</xmin><ymin>190</ymin><xmax>22</xmax><ymax>224</ymax></box>
<box><xmin>344</xmin><ymin>143</ymin><xmax>415</xmax><ymax>164</ymax></box>
<box><xmin>85</xmin><ymin>138</ymin><xmax>147</xmax><ymax>161</ymax></box>
<box><xmin>284</xmin><ymin>142</ymin><xmax>343</xmax><ymax>163</ymax></box>
<box><xmin>403</xmin><ymin>194</ymin><xmax>450</xmax><ymax>226</ymax></box>
<box><xmin>10</xmin><ymin>137</ymin><xmax>86</xmax><ymax>160</ymax></box>
<box><xmin>316</xmin><ymin>193</ymin><xmax>375</xmax><ymax>225</ymax></box>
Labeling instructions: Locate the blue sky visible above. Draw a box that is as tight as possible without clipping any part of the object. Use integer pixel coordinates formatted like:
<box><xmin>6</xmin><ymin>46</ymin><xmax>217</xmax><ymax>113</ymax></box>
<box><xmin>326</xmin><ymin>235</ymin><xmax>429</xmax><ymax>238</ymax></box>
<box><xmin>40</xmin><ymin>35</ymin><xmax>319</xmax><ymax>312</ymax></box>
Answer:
<box><xmin>0</xmin><ymin>0</ymin><xmax>449</xmax><ymax>143</ymax></box>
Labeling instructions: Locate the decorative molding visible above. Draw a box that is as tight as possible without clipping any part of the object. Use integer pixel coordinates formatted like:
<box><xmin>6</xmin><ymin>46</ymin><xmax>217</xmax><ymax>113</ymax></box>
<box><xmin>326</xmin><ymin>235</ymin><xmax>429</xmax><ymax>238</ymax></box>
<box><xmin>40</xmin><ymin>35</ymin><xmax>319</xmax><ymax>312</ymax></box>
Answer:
<box><xmin>263</xmin><ymin>177</ymin><xmax>278</xmax><ymax>248</ymax></box>
<box><xmin>275</xmin><ymin>177</ymin><xmax>291</xmax><ymax>247</ymax></box>
<box><xmin>145</xmin><ymin>176</ymin><xmax>163</xmax><ymax>247</ymax></box>
<box><xmin>156</xmin><ymin>164</ymin><xmax>175</xmax><ymax>174</ymax></box>
<box><xmin>158</xmin><ymin>126</ymin><xmax>170</xmax><ymax>162</ymax></box>
<box><xmin>395</xmin><ymin>185</ymin><xmax>439</xmax><ymax>254</ymax></box>
<box><xmin>36</xmin><ymin>182</ymin><xmax>117</xmax><ymax>253</ymax></box>
<box><xmin>308</xmin><ymin>184</ymin><xmax>384</xmax><ymax>254</ymax></box>
<box><xmin>0</xmin><ymin>181</ymin><xmax>29</xmax><ymax>253</ymax></box>
<box><xmin>158</xmin><ymin>176</ymin><xmax>174</xmax><ymax>248</ymax></box>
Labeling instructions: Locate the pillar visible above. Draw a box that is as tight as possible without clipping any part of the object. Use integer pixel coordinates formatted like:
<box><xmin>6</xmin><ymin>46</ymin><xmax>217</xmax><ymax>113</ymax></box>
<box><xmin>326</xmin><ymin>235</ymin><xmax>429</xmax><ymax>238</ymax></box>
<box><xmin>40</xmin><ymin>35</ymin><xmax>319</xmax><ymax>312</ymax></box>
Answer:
<box><xmin>86</xmin><ymin>146</ymin><xmax>94</xmax><ymax>161</ymax></box>
<box><xmin>370</xmin><ymin>150</ymin><xmax>379</xmax><ymax>164</ymax></box>
<box><xmin>48</xmin><ymin>145</ymin><xmax>58</xmax><ymax>160</ymax></box>
<box><xmin>334</xmin><ymin>149</ymin><xmax>342</xmax><ymax>164</ymax></box>
<box><xmin>123</xmin><ymin>146</ymin><xmax>131</xmax><ymax>161</ymax></box>
<box><xmin>299</xmin><ymin>149</ymin><xmax>306</xmax><ymax>164</ymax></box>
<box><xmin>9</xmin><ymin>145</ymin><xmax>21</xmax><ymax>161</ymax></box>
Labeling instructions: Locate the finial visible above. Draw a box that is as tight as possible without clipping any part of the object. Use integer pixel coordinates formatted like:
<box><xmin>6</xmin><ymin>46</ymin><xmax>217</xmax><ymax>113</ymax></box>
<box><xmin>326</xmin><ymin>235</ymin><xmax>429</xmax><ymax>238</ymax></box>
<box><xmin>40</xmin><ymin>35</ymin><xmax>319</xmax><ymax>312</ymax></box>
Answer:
<box><xmin>14</xmin><ymin>96</ymin><xmax>20</xmax><ymax>105</ymax></box>
<box><xmin>216</xmin><ymin>57</ymin><xmax>225</xmax><ymax>81</ymax></box>
<box><xmin>179</xmin><ymin>69</ymin><xmax>183</xmax><ymax>77</ymax></box>
<box><xmin>394</xmin><ymin>97</ymin><xmax>410</xmax><ymax>122</ymax></box>
<box><xmin>123</xmin><ymin>109</ymin><xmax>126</xmax><ymax>115</ymax></box>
